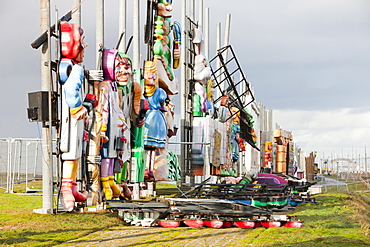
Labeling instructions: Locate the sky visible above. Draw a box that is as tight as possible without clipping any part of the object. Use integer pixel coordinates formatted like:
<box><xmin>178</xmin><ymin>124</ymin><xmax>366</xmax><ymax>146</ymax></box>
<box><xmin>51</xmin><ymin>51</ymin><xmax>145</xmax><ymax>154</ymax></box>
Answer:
<box><xmin>0</xmin><ymin>0</ymin><xmax>369</xmax><ymax>164</ymax></box>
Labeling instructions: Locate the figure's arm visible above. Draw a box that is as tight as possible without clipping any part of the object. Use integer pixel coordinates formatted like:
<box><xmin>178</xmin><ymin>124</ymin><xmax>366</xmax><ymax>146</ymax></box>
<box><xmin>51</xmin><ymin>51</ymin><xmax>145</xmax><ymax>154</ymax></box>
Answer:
<box><xmin>99</xmin><ymin>82</ymin><xmax>110</xmax><ymax>143</ymax></box>
<box><xmin>64</xmin><ymin>64</ymin><xmax>87</xmax><ymax>120</ymax></box>
<box><xmin>172</xmin><ymin>21</ymin><xmax>181</xmax><ymax>69</ymax></box>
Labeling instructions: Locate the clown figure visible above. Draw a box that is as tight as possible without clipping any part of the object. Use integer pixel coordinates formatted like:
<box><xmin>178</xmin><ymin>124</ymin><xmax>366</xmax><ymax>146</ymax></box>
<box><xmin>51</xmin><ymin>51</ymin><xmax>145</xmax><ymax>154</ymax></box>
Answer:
<box><xmin>59</xmin><ymin>21</ymin><xmax>90</xmax><ymax>212</ymax></box>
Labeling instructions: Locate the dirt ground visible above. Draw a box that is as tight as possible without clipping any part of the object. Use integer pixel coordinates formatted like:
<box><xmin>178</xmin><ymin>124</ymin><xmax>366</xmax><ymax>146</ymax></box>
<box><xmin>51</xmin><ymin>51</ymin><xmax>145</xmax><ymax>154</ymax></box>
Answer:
<box><xmin>56</xmin><ymin>224</ymin><xmax>268</xmax><ymax>247</ymax></box>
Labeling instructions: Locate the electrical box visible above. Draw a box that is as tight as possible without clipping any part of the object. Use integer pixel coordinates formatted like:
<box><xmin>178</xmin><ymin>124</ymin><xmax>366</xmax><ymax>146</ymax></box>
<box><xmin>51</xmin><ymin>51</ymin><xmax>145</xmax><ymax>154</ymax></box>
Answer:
<box><xmin>27</xmin><ymin>91</ymin><xmax>58</xmax><ymax>126</ymax></box>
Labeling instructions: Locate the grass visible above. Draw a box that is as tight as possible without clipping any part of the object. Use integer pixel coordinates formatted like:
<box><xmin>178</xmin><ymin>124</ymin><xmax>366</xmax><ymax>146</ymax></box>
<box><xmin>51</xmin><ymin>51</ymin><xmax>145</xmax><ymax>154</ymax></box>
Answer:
<box><xmin>0</xmin><ymin>179</ymin><xmax>369</xmax><ymax>246</ymax></box>
<box><xmin>0</xmin><ymin>185</ymin><xmax>122</xmax><ymax>246</ymax></box>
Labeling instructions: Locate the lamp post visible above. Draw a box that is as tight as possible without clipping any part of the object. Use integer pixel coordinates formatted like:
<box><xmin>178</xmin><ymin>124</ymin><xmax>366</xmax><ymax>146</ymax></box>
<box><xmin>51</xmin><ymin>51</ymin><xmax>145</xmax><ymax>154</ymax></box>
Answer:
<box><xmin>336</xmin><ymin>161</ymin><xmax>339</xmax><ymax>178</ymax></box>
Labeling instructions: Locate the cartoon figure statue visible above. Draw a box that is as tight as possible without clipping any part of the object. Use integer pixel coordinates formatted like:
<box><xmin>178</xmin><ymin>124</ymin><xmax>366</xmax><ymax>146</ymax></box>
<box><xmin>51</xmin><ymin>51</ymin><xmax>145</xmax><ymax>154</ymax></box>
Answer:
<box><xmin>153</xmin><ymin>0</ymin><xmax>180</xmax><ymax>95</ymax></box>
<box><xmin>194</xmin><ymin>54</ymin><xmax>211</xmax><ymax>84</ymax></box>
<box><xmin>116</xmin><ymin>52</ymin><xmax>133</xmax><ymax>164</ymax></box>
<box><xmin>85</xmin><ymin>69</ymin><xmax>103</xmax><ymax>206</ymax></box>
<box><xmin>98</xmin><ymin>49</ymin><xmax>126</xmax><ymax>200</ymax></box>
<box><xmin>230</xmin><ymin>107</ymin><xmax>241</xmax><ymax>162</ymax></box>
<box><xmin>264</xmin><ymin>141</ymin><xmax>273</xmax><ymax>170</ymax></box>
<box><xmin>58</xmin><ymin>21</ymin><xmax>90</xmax><ymax>211</ymax></box>
<box><xmin>115</xmin><ymin>52</ymin><xmax>142</xmax><ymax>198</ymax></box>
<box><xmin>193</xmin><ymin>82</ymin><xmax>206</xmax><ymax>117</ymax></box>
<box><xmin>143</xmin><ymin>61</ymin><xmax>168</xmax><ymax>149</ymax></box>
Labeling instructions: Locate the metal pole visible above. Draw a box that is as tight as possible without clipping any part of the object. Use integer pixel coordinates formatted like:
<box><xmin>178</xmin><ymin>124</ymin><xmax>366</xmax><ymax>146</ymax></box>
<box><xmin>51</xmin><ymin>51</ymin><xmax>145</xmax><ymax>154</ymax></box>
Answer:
<box><xmin>180</xmin><ymin>0</ymin><xmax>187</xmax><ymax>185</ymax></box>
<box><xmin>223</xmin><ymin>13</ymin><xmax>231</xmax><ymax>60</ymax></box>
<box><xmin>26</xmin><ymin>142</ymin><xmax>31</xmax><ymax>191</ymax></box>
<box><xmin>132</xmin><ymin>0</ymin><xmax>140</xmax><ymax>199</ymax></box>
<box><xmin>36</xmin><ymin>0</ymin><xmax>53</xmax><ymax>214</ymax></box>
<box><xmin>34</xmin><ymin>141</ymin><xmax>39</xmax><ymax>178</ymax></box>
<box><xmin>118</xmin><ymin>0</ymin><xmax>127</xmax><ymax>52</ymax></box>
<box><xmin>189</xmin><ymin>0</ymin><xmax>195</xmax><ymax>21</ymax></box>
<box><xmin>365</xmin><ymin>145</ymin><xmax>367</xmax><ymax>174</ymax></box>
<box><xmin>16</xmin><ymin>140</ymin><xmax>20</xmax><ymax>182</ymax></box>
<box><xmin>72</xmin><ymin>0</ymin><xmax>81</xmax><ymax>26</ymax></box>
<box><xmin>132</xmin><ymin>0</ymin><xmax>140</xmax><ymax>72</ymax></box>
<box><xmin>215</xmin><ymin>22</ymin><xmax>221</xmax><ymax>100</ymax></box>
<box><xmin>204</xmin><ymin>7</ymin><xmax>209</xmax><ymax>59</ymax></box>
<box><xmin>96</xmin><ymin>0</ymin><xmax>104</xmax><ymax>69</ymax></box>
<box><xmin>6</xmin><ymin>138</ymin><xmax>11</xmax><ymax>193</ymax></box>
<box><xmin>198</xmin><ymin>0</ymin><xmax>203</xmax><ymax>27</ymax></box>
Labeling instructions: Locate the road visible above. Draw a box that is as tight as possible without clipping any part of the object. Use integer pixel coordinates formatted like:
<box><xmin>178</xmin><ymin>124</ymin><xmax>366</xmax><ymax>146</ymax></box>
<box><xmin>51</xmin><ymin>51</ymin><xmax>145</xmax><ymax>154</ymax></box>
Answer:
<box><xmin>314</xmin><ymin>175</ymin><xmax>347</xmax><ymax>187</ymax></box>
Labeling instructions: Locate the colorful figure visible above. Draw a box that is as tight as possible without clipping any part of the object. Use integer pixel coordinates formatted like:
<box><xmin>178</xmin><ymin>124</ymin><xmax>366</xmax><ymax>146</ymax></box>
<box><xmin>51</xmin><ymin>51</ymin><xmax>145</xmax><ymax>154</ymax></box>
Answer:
<box><xmin>153</xmin><ymin>0</ymin><xmax>180</xmax><ymax>95</ymax></box>
<box><xmin>230</xmin><ymin>107</ymin><xmax>241</xmax><ymax>162</ymax></box>
<box><xmin>98</xmin><ymin>49</ymin><xmax>126</xmax><ymax>200</ymax></box>
<box><xmin>116</xmin><ymin>52</ymin><xmax>133</xmax><ymax>163</ymax></box>
<box><xmin>143</xmin><ymin>61</ymin><xmax>168</xmax><ymax>149</ymax></box>
<box><xmin>194</xmin><ymin>54</ymin><xmax>211</xmax><ymax>84</ymax></box>
<box><xmin>59</xmin><ymin>21</ymin><xmax>90</xmax><ymax>211</ymax></box>
<box><xmin>193</xmin><ymin>82</ymin><xmax>206</xmax><ymax>117</ymax></box>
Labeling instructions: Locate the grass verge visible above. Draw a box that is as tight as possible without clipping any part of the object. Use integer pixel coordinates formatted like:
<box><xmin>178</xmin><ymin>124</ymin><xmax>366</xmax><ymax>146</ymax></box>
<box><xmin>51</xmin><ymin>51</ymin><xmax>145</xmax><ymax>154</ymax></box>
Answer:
<box><xmin>1</xmin><ymin>182</ymin><xmax>370</xmax><ymax>246</ymax></box>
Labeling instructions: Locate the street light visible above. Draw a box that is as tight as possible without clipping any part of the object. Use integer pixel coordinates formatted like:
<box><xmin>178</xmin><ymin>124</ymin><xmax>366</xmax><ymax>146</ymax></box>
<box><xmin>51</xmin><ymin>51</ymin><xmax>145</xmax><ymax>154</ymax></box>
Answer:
<box><xmin>336</xmin><ymin>161</ymin><xmax>339</xmax><ymax>178</ymax></box>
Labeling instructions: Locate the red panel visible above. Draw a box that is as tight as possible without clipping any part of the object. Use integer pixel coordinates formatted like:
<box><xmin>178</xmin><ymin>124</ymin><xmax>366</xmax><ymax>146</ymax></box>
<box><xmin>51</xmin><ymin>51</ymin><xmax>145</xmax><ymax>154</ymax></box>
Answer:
<box><xmin>158</xmin><ymin>220</ymin><xmax>181</xmax><ymax>228</ymax></box>
<box><xmin>204</xmin><ymin>220</ymin><xmax>224</xmax><ymax>228</ymax></box>
<box><xmin>222</xmin><ymin>221</ymin><xmax>233</xmax><ymax>228</ymax></box>
<box><xmin>261</xmin><ymin>221</ymin><xmax>281</xmax><ymax>228</ymax></box>
<box><xmin>254</xmin><ymin>221</ymin><xmax>262</xmax><ymax>227</ymax></box>
<box><xmin>183</xmin><ymin>220</ymin><xmax>204</xmax><ymax>228</ymax></box>
<box><xmin>284</xmin><ymin>221</ymin><xmax>303</xmax><ymax>228</ymax></box>
<box><xmin>234</xmin><ymin>221</ymin><xmax>255</xmax><ymax>229</ymax></box>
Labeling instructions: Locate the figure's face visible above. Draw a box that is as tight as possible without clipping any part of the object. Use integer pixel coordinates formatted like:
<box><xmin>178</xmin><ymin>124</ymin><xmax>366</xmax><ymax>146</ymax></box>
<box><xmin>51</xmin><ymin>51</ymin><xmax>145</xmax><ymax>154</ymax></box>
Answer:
<box><xmin>75</xmin><ymin>31</ymin><xmax>87</xmax><ymax>63</ymax></box>
<box><xmin>116</xmin><ymin>57</ymin><xmax>132</xmax><ymax>86</ymax></box>
<box><xmin>158</xmin><ymin>0</ymin><xmax>173</xmax><ymax>18</ymax></box>
<box><xmin>144</xmin><ymin>69</ymin><xmax>157</xmax><ymax>86</ymax></box>
<box><xmin>231</xmin><ymin>107</ymin><xmax>240</xmax><ymax>123</ymax></box>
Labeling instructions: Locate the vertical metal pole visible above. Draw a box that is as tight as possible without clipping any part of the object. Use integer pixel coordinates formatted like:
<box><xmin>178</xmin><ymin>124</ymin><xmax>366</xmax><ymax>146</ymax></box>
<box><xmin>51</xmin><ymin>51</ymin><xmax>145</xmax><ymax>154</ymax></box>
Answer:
<box><xmin>16</xmin><ymin>140</ymin><xmax>20</xmax><ymax>181</ymax></box>
<box><xmin>26</xmin><ymin>142</ymin><xmax>31</xmax><ymax>191</ymax></box>
<box><xmin>118</xmin><ymin>0</ymin><xmax>127</xmax><ymax>52</ymax></box>
<box><xmin>36</xmin><ymin>0</ymin><xmax>53</xmax><ymax>214</ymax></box>
<box><xmin>133</xmin><ymin>0</ymin><xmax>140</xmax><ymax>71</ymax></box>
<box><xmin>96</xmin><ymin>0</ymin><xmax>104</xmax><ymax>69</ymax></box>
<box><xmin>223</xmin><ymin>13</ymin><xmax>231</xmax><ymax>61</ymax></box>
<box><xmin>198</xmin><ymin>0</ymin><xmax>203</xmax><ymax>27</ymax></box>
<box><xmin>189</xmin><ymin>0</ymin><xmax>195</xmax><ymax>21</ymax></box>
<box><xmin>6</xmin><ymin>138</ymin><xmax>11</xmax><ymax>193</ymax></box>
<box><xmin>72</xmin><ymin>0</ymin><xmax>81</xmax><ymax>26</ymax></box>
<box><xmin>132</xmin><ymin>0</ymin><xmax>140</xmax><ymax>199</ymax></box>
<box><xmin>34</xmin><ymin>141</ymin><xmax>39</xmax><ymax>178</ymax></box>
<box><xmin>180</xmin><ymin>0</ymin><xmax>187</xmax><ymax>185</ymax></box>
<box><xmin>365</xmin><ymin>145</ymin><xmax>367</xmax><ymax>174</ymax></box>
<box><xmin>215</xmin><ymin>22</ymin><xmax>221</xmax><ymax>100</ymax></box>
<box><xmin>204</xmin><ymin>7</ymin><xmax>209</xmax><ymax>59</ymax></box>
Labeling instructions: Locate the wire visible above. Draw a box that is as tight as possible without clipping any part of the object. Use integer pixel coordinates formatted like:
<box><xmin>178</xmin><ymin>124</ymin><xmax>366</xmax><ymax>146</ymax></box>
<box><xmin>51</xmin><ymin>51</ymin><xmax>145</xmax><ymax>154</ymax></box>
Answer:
<box><xmin>71</xmin><ymin>0</ymin><xmax>86</xmax><ymax>15</ymax></box>
<box><xmin>10</xmin><ymin>54</ymin><xmax>41</xmax><ymax>137</ymax></box>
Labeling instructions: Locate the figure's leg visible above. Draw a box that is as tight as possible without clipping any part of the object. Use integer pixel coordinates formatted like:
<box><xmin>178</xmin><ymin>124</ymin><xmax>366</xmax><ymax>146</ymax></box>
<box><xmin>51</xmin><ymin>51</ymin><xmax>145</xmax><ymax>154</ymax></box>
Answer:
<box><xmin>101</xmin><ymin>158</ymin><xmax>112</xmax><ymax>200</ymax></box>
<box><xmin>88</xmin><ymin>162</ymin><xmax>102</xmax><ymax>205</ymax></box>
<box><xmin>71</xmin><ymin>181</ymin><xmax>88</xmax><ymax>202</ymax></box>
<box><xmin>108</xmin><ymin>159</ymin><xmax>121</xmax><ymax>198</ymax></box>
<box><xmin>61</xmin><ymin>160</ymin><xmax>76</xmax><ymax>211</ymax></box>
<box><xmin>70</xmin><ymin>159</ymin><xmax>88</xmax><ymax>202</ymax></box>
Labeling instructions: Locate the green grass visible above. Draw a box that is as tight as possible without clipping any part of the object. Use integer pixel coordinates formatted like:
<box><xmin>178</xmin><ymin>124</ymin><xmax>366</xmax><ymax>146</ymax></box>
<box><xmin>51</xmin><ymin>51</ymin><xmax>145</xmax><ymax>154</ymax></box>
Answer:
<box><xmin>1</xmin><ymin>182</ymin><xmax>370</xmax><ymax>246</ymax></box>
<box><xmin>0</xmin><ymin>189</ymin><xmax>122</xmax><ymax>246</ymax></box>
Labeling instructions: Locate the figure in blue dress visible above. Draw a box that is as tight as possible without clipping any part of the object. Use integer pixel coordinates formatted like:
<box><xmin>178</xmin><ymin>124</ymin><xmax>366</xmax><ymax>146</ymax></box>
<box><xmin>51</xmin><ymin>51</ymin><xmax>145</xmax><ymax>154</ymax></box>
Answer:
<box><xmin>143</xmin><ymin>61</ymin><xmax>168</xmax><ymax>149</ymax></box>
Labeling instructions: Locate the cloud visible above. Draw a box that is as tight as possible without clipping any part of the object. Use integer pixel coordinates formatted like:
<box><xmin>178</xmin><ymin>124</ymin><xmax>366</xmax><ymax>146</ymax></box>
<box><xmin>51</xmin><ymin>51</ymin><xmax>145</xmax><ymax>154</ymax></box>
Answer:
<box><xmin>274</xmin><ymin>108</ymin><xmax>370</xmax><ymax>154</ymax></box>
<box><xmin>1</xmin><ymin>0</ymin><xmax>370</xmax><ymax>163</ymax></box>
